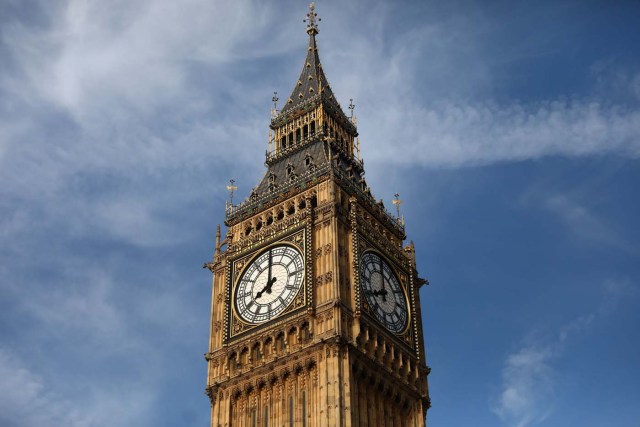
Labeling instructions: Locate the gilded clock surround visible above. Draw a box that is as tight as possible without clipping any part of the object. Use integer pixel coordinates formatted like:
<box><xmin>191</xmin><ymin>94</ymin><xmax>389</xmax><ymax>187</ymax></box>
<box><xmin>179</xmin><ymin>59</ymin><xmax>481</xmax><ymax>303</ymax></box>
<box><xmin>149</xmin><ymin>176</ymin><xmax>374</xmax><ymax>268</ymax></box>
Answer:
<box><xmin>228</xmin><ymin>229</ymin><xmax>310</xmax><ymax>340</ymax></box>
<box><xmin>204</xmin><ymin>4</ymin><xmax>430</xmax><ymax>426</ymax></box>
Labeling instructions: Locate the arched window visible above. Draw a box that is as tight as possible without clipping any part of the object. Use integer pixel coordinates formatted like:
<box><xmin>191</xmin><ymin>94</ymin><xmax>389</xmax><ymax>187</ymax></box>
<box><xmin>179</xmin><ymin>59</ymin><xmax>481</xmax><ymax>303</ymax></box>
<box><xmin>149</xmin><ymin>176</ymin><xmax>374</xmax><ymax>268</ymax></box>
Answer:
<box><xmin>251</xmin><ymin>344</ymin><xmax>260</xmax><ymax>363</ymax></box>
<box><xmin>276</xmin><ymin>333</ymin><xmax>286</xmax><ymax>352</ymax></box>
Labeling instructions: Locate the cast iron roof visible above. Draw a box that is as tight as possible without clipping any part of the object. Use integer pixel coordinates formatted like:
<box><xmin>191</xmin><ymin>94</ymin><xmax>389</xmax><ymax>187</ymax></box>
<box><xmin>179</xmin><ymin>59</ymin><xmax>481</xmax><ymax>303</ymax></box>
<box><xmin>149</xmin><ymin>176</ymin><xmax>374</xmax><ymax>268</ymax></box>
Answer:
<box><xmin>278</xmin><ymin>31</ymin><xmax>342</xmax><ymax>118</ymax></box>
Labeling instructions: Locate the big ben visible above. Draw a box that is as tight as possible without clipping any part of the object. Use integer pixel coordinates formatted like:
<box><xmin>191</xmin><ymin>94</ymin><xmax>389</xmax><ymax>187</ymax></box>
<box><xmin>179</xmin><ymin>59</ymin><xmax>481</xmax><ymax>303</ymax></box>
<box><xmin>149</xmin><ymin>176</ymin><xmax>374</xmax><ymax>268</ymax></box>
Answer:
<box><xmin>204</xmin><ymin>4</ymin><xmax>430</xmax><ymax>426</ymax></box>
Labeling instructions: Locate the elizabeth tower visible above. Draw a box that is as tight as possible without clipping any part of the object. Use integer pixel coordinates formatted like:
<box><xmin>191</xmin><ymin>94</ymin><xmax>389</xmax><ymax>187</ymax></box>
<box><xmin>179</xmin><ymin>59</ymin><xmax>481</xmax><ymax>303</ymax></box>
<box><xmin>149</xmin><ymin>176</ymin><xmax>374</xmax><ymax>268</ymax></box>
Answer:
<box><xmin>204</xmin><ymin>4</ymin><xmax>431</xmax><ymax>426</ymax></box>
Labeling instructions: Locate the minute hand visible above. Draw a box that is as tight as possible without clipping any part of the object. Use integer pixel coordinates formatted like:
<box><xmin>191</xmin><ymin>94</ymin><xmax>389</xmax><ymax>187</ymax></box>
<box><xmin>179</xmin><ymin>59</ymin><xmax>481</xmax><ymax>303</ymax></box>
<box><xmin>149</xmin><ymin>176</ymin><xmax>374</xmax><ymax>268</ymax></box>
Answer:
<box><xmin>256</xmin><ymin>250</ymin><xmax>275</xmax><ymax>299</ymax></box>
<box><xmin>267</xmin><ymin>249</ymin><xmax>272</xmax><ymax>285</ymax></box>
<box><xmin>379</xmin><ymin>257</ymin><xmax>388</xmax><ymax>301</ymax></box>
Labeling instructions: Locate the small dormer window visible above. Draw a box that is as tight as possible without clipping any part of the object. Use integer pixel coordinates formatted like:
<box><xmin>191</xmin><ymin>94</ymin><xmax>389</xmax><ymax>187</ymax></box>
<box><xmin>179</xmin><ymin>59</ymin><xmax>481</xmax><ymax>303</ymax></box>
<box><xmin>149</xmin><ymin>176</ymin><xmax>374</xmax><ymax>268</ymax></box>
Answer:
<box><xmin>269</xmin><ymin>173</ymin><xmax>276</xmax><ymax>184</ymax></box>
<box><xmin>305</xmin><ymin>154</ymin><xmax>313</xmax><ymax>167</ymax></box>
<box><xmin>286</xmin><ymin>163</ymin><xmax>294</xmax><ymax>176</ymax></box>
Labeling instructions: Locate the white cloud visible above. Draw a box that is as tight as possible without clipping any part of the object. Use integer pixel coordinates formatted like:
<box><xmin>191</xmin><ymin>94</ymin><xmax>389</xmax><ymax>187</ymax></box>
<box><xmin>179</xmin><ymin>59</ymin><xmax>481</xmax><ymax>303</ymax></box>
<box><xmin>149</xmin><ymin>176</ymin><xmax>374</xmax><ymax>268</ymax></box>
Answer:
<box><xmin>0</xmin><ymin>348</ymin><xmax>90</xmax><ymax>426</ymax></box>
<box><xmin>534</xmin><ymin>192</ymin><xmax>638</xmax><ymax>255</ymax></box>
<box><xmin>492</xmin><ymin>345</ymin><xmax>555</xmax><ymax>427</ymax></box>
<box><xmin>0</xmin><ymin>249</ymin><xmax>201</xmax><ymax>426</ymax></box>
<box><xmin>491</xmin><ymin>279</ymin><xmax>637</xmax><ymax>427</ymax></box>
<box><xmin>0</xmin><ymin>345</ymin><xmax>158</xmax><ymax>426</ymax></box>
<box><xmin>363</xmin><ymin>99</ymin><xmax>640</xmax><ymax>167</ymax></box>
<box><xmin>4</xmin><ymin>0</ymin><xmax>296</xmax><ymax>118</ymax></box>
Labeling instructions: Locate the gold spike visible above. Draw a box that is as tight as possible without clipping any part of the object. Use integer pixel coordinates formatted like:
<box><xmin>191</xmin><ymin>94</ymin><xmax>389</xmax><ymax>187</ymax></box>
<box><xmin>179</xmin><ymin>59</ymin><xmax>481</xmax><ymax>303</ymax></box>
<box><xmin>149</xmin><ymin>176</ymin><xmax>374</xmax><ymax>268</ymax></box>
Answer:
<box><xmin>392</xmin><ymin>193</ymin><xmax>403</xmax><ymax>221</ymax></box>
<box><xmin>304</xmin><ymin>3</ymin><xmax>320</xmax><ymax>35</ymax></box>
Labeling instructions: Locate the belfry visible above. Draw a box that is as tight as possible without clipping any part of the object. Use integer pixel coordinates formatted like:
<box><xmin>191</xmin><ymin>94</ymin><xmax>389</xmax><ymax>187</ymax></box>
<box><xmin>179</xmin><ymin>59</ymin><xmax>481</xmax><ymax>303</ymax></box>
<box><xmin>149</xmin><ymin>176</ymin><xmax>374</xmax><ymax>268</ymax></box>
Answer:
<box><xmin>205</xmin><ymin>4</ymin><xmax>431</xmax><ymax>426</ymax></box>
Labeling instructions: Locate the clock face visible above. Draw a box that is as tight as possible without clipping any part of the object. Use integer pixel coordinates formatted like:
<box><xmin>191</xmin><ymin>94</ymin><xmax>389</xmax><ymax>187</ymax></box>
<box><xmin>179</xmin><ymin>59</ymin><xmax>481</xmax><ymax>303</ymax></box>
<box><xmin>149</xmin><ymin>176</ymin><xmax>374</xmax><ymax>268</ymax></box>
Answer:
<box><xmin>360</xmin><ymin>252</ymin><xmax>408</xmax><ymax>333</ymax></box>
<box><xmin>234</xmin><ymin>244</ymin><xmax>304</xmax><ymax>324</ymax></box>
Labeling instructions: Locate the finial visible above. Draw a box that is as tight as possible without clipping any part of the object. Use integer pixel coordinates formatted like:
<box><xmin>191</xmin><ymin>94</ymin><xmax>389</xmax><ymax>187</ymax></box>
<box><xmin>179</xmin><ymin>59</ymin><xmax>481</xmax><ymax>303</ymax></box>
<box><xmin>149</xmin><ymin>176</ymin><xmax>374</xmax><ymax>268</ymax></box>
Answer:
<box><xmin>215</xmin><ymin>224</ymin><xmax>221</xmax><ymax>256</ymax></box>
<box><xmin>272</xmin><ymin>91</ymin><xmax>278</xmax><ymax>113</ymax></box>
<box><xmin>226</xmin><ymin>179</ymin><xmax>238</xmax><ymax>212</ymax></box>
<box><xmin>348</xmin><ymin>98</ymin><xmax>355</xmax><ymax>120</ymax></box>
<box><xmin>392</xmin><ymin>193</ymin><xmax>404</xmax><ymax>223</ymax></box>
<box><xmin>304</xmin><ymin>3</ymin><xmax>320</xmax><ymax>35</ymax></box>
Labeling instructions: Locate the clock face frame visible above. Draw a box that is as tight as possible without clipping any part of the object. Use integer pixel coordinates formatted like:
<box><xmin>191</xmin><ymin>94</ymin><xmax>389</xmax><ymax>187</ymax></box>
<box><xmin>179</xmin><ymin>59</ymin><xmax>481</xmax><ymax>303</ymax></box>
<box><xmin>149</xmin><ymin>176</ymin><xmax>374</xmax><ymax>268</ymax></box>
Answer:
<box><xmin>233</xmin><ymin>244</ymin><xmax>305</xmax><ymax>325</ymax></box>
<box><xmin>360</xmin><ymin>251</ymin><xmax>409</xmax><ymax>334</ymax></box>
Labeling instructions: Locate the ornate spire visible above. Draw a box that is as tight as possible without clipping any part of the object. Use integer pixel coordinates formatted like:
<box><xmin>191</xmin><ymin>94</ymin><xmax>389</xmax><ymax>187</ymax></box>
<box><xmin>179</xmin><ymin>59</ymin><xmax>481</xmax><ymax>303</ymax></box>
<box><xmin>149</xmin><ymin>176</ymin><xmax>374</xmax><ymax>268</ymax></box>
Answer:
<box><xmin>304</xmin><ymin>3</ymin><xmax>320</xmax><ymax>35</ymax></box>
<box><xmin>278</xmin><ymin>3</ymin><xmax>341</xmax><ymax>118</ymax></box>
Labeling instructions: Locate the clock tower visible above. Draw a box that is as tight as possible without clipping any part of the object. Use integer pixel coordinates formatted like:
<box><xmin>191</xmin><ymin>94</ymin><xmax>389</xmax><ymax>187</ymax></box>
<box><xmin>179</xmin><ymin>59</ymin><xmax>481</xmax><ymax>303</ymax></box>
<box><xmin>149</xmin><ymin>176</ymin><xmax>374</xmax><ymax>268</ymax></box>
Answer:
<box><xmin>204</xmin><ymin>4</ymin><xmax>431</xmax><ymax>426</ymax></box>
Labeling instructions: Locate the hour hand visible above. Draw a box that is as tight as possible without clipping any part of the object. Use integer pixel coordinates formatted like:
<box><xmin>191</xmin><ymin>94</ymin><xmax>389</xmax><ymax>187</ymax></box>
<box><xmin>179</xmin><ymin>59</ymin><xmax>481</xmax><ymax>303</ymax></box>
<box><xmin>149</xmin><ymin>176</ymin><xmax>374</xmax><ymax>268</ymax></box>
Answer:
<box><xmin>256</xmin><ymin>277</ymin><xmax>277</xmax><ymax>299</ymax></box>
<box><xmin>371</xmin><ymin>287</ymin><xmax>388</xmax><ymax>301</ymax></box>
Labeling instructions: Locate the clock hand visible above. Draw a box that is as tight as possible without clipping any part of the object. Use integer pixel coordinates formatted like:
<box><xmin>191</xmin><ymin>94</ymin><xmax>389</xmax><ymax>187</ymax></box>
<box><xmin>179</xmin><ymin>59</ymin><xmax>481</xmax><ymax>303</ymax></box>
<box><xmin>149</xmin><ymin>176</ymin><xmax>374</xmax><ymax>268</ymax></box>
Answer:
<box><xmin>256</xmin><ymin>277</ymin><xmax>278</xmax><ymax>299</ymax></box>
<box><xmin>265</xmin><ymin>277</ymin><xmax>276</xmax><ymax>294</ymax></box>
<box><xmin>257</xmin><ymin>249</ymin><xmax>275</xmax><ymax>300</ymax></box>
<box><xmin>266</xmin><ymin>248</ymin><xmax>276</xmax><ymax>294</ymax></box>
<box><xmin>267</xmin><ymin>248</ymin><xmax>272</xmax><ymax>285</ymax></box>
<box><xmin>378</xmin><ymin>256</ymin><xmax>387</xmax><ymax>299</ymax></box>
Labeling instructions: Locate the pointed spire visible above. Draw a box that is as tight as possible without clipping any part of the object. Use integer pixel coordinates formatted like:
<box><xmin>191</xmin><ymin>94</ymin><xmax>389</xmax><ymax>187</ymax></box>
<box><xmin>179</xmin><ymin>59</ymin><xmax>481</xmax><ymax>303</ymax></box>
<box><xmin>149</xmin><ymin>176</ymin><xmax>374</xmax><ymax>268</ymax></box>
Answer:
<box><xmin>278</xmin><ymin>3</ymin><xmax>341</xmax><ymax>117</ymax></box>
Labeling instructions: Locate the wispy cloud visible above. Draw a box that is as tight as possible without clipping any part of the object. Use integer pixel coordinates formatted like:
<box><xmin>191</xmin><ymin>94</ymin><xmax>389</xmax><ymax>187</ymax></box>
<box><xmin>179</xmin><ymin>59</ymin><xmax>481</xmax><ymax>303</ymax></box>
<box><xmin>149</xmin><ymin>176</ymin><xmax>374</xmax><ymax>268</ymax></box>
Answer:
<box><xmin>491</xmin><ymin>279</ymin><xmax>637</xmax><ymax>427</ymax></box>
<box><xmin>363</xmin><ymin>98</ymin><xmax>640</xmax><ymax>167</ymax></box>
<box><xmin>0</xmin><ymin>249</ymin><xmax>201</xmax><ymax>426</ymax></box>
<box><xmin>523</xmin><ymin>190</ymin><xmax>639</xmax><ymax>255</ymax></box>
<box><xmin>0</xmin><ymin>348</ymin><xmax>90</xmax><ymax>426</ymax></box>
<box><xmin>0</xmin><ymin>344</ymin><xmax>159</xmax><ymax>427</ymax></box>
<box><xmin>492</xmin><ymin>345</ymin><xmax>555</xmax><ymax>427</ymax></box>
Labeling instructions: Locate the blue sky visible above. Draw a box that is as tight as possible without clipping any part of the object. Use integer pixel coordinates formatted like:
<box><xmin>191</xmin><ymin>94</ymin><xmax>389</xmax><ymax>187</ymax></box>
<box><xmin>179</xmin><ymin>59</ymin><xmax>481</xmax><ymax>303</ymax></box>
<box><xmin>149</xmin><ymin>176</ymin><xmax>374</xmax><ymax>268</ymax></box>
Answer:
<box><xmin>1</xmin><ymin>1</ymin><xmax>639</xmax><ymax>426</ymax></box>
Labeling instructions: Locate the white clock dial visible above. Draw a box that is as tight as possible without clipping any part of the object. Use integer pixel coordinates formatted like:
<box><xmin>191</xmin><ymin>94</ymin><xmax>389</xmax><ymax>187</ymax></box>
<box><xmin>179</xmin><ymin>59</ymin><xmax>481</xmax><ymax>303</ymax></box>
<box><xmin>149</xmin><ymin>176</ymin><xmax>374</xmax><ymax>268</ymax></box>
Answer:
<box><xmin>234</xmin><ymin>244</ymin><xmax>304</xmax><ymax>324</ymax></box>
<box><xmin>360</xmin><ymin>251</ymin><xmax>408</xmax><ymax>333</ymax></box>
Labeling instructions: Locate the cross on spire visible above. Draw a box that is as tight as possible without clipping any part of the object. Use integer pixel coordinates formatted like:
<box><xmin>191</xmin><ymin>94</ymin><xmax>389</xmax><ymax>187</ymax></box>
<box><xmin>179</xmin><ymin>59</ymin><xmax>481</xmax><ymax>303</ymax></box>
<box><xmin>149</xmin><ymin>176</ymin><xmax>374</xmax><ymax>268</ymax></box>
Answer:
<box><xmin>304</xmin><ymin>3</ymin><xmax>320</xmax><ymax>35</ymax></box>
